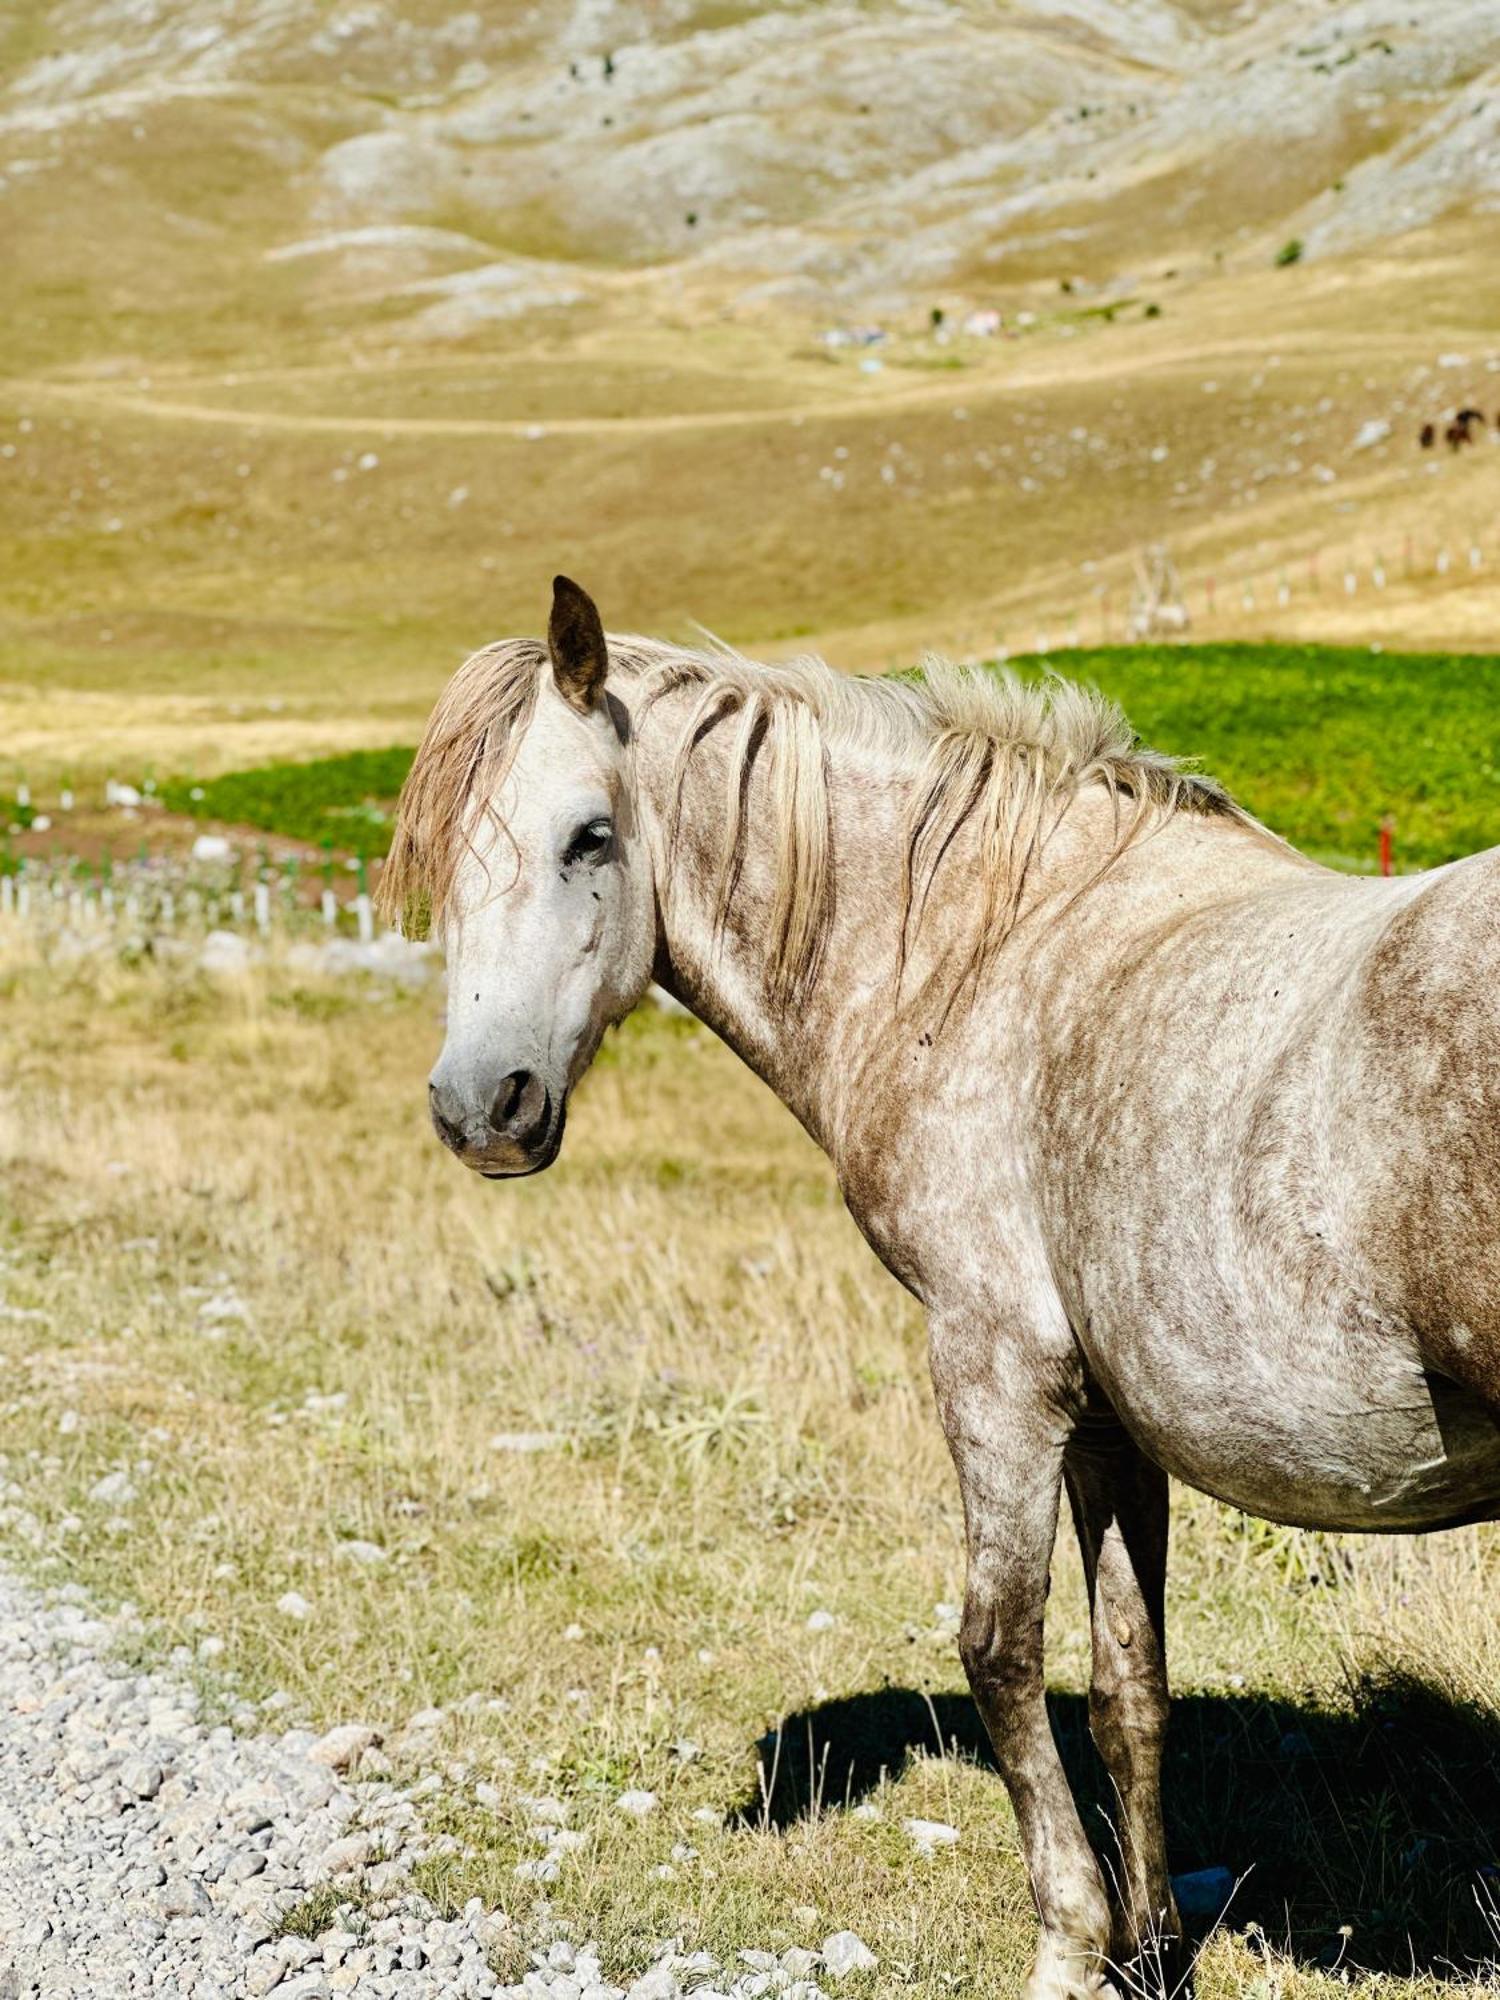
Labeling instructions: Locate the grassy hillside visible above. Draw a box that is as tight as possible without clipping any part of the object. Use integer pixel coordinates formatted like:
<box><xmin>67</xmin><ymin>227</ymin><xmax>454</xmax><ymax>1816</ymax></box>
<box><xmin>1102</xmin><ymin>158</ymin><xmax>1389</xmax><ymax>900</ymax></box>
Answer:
<box><xmin>4</xmin><ymin>1</ymin><xmax>1500</xmax><ymax>795</ymax></box>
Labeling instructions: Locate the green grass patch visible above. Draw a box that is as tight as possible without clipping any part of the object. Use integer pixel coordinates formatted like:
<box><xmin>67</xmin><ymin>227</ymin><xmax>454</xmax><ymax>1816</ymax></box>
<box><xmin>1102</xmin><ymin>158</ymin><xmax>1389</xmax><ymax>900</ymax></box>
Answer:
<box><xmin>1016</xmin><ymin>640</ymin><xmax>1500</xmax><ymax>871</ymax></box>
<box><xmin>160</xmin><ymin>748</ymin><xmax>413</xmax><ymax>856</ymax></box>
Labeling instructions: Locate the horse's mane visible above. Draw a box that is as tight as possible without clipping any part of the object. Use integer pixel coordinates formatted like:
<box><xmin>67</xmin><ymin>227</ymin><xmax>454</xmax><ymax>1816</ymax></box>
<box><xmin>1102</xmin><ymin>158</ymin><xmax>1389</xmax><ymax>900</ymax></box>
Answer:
<box><xmin>380</xmin><ymin>635</ymin><xmax>1249</xmax><ymax>1011</ymax></box>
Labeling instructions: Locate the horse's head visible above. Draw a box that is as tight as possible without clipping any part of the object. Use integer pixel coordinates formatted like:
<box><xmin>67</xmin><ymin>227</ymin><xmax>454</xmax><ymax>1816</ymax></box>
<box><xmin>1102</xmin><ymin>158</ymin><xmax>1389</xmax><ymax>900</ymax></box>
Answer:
<box><xmin>405</xmin><ymin>576</ymin><xmax>656</xmax><ymax>1177</ymax></box>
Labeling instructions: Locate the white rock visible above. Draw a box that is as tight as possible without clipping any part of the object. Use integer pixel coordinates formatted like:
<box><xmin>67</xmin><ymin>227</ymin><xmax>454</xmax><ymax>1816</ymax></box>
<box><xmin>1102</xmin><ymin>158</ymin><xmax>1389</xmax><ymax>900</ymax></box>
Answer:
<box><xmin>822</xmin><ymin>1931</ymin><xmax>878</xmax><ymax>1977</ymax></box>
<box><xmin>192</xmin><ymin>834</ymin><xmax>233</xmax><ymax>863</ymax></box>
<box><xmin>159</xmin><ymin>1877</ymin><xmax>212</xmax><ymax>1917</ymax></box>
<box><xmin>514</xmin><ymin>1855</ymin><xmax>560</xmax><ymax>1883</ymax></box>
<box><xmin>119</xmin><ymin>1758</ymin><xmax>164</xmax><ymax>1799</ymax></box>
<box><xmin>336</xmin><ymin>1540</ymin><xmax>386</xmax><ymax>1566</ymax></box>
<box><xmin>88</xmin><ymin>1471</ymin><xmax>136</xmax><ymax>1506</ymax></box>
<box><xmin>903</xmin><ymin>1816</ymin><xmax>959</xmax><ymax>1855</ymax></box>
<box><xmin>308</xmin><ymin>1723</ymin><xmax>380</xmax><ymax>1770</ymax></box>
<box><xmin>318</xmin><ymin>1832</ymin><xmax>372</xmax><ymax>1878</ymax></box>
<box><xmin>626</xmin><ymin>1971</ymin><xmax>677</xmax><ymax>2000</ymax></box>
<box><xmin>487</xmin><ymin>1431</ymin><xmax>567</xmax><ymax>1453</ymax></box>
<box><xmin>276</xmin><ymin>1591</ymin><xmax>311</xmax><ymax>1620</ymax></box>
<box><xmin>199</xmin><ymin>1291</ymin><xmax>250</xmax><ymax>1327</ymax></box>
<box><xmin>523</xmin><ymin>1793</ymin><xmax>569</xmax><ymax>1824</ymax></box>
<box><xmin>245</xmin><ymin>1952</ymin><xmax>287</xmax><ymax>1996</ymax></box>
<box><xmin>616</xmin><ymin>1789</ymin><xmax>658</xmax><ymax>1818</ymax></box>
<box><xmin>806</xmin><ymin>1609</ymin><xmax>836</xmax><ymax>1632</ymax></box>
<box><xmin>200</xmin><ymin>930</ymin><xmax>253</xmax><ymax>975</ymax></box>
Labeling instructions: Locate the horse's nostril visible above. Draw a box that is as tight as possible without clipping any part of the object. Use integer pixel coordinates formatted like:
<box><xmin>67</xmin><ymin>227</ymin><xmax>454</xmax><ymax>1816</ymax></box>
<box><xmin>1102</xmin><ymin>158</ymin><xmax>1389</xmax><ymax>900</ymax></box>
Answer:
<box><xmin>492</xmin><ymin>1069</ymin><xmax>534</xmax><ymax>1131</ymax></box>
<box><xmin>428</xmin><ymin>1079</ymin><xmax>466</xmax><ymax>1150</ymax></box>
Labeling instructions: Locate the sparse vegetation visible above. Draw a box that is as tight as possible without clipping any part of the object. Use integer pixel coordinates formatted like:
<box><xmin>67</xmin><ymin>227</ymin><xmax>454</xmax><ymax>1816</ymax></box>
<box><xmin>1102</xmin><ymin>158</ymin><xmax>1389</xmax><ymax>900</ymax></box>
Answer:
<box><xmin>1278</xmin><ymin>237</ymin><xmax>1305</xmax><ymax>266</ymax></box>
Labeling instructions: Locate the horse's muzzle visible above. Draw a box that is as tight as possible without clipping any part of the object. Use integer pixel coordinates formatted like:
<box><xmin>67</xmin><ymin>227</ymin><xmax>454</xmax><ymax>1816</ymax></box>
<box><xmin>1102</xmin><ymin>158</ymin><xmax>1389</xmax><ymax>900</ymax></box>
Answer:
<box><xmin>428</xmin><ymin>1071</ymin><xmax>564</xmax><ymax>1177</ymax></box>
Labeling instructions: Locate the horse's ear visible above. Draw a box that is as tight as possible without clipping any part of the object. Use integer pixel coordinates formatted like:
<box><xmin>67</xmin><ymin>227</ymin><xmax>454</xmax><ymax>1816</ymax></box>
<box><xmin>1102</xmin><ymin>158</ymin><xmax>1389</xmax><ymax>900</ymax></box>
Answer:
<box><xmin>548</xmin><ymin>574</ymin><xmax>609</xmax><ymax>713</ymax></box>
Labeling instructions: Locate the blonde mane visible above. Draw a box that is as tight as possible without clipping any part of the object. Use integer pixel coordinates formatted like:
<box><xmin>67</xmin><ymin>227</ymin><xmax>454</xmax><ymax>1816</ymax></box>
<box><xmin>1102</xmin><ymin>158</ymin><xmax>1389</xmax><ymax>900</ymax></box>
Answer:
<box><xmin>380</xmin><ymin>637</ymin><xmax>1246</xmax><ymax>1009</ymax></box>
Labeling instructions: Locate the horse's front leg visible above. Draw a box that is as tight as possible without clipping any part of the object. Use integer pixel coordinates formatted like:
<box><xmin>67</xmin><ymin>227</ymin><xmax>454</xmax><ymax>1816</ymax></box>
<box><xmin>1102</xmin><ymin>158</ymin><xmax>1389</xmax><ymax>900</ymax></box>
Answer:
<box><xmin>1065</xmin><ymin>1426</ymin><xmax>1182</xmax><ymax>1987</ymax></box>
<box><xmin>931</xmin><ymin>1313</ymin><xmax>1119</xmax><ymax>2000</ymax></box>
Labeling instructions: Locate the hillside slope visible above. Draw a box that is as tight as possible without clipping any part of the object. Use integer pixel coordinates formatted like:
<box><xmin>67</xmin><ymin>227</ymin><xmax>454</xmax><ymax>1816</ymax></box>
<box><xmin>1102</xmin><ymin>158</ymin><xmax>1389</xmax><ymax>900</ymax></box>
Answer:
<box><xmin>3</xmin><ymin>0</ymin><xmax>1500</xmax><ymax>351</ymax></box>
<box><xmin>3</xmin><ymin>1</ymin><xmax>1500</xmax><ymax>787</ymax></box>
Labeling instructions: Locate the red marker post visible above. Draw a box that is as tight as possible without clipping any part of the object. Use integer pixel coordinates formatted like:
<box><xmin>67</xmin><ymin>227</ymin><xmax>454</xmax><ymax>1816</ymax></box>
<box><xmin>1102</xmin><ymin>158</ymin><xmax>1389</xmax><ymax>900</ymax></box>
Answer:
<box><xmin>1379</xmin><ymin>815</ymin><xmax>1395</xmax><ymax>878</ymax></box>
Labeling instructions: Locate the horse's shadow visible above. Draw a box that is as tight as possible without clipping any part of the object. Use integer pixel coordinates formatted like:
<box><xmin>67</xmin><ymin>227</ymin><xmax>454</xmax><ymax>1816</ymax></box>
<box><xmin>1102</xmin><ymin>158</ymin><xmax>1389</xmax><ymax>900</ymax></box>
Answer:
<box><xmin>730</xmin><ymin>1670</ymin><xmax>1500</xmax><ymax>1981</ymax></box>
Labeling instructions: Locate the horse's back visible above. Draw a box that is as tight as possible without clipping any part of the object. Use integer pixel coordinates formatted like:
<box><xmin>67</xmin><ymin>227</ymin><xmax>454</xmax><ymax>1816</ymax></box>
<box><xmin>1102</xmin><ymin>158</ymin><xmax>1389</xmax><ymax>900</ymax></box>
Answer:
<box><xmin>1349</xmin><ymin>844</ymin><xmax>1500</xmax><ymax>1401</ymax></box>
<box><xmin>1030</xmin><ymin>840</ymin><xmax>1500</xmax><ymax>1531</ymax></box>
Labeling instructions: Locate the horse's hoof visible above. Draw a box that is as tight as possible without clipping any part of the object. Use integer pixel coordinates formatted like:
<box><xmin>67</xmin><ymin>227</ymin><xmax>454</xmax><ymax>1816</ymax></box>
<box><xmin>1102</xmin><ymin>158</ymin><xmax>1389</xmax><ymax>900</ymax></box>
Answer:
<box><xmin>1021</xmin><ymin>1937</ymin><xmax>1124</xmax><ymax>2000</ymax></box>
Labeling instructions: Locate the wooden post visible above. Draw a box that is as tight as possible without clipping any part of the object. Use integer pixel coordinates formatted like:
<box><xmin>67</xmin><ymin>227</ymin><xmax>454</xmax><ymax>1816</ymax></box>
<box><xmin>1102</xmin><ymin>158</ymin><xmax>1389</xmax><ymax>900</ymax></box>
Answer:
<box><xmin>356</xmin><ymin>856</ymin><xmax>373</xmax><ymax>945</ymax></box>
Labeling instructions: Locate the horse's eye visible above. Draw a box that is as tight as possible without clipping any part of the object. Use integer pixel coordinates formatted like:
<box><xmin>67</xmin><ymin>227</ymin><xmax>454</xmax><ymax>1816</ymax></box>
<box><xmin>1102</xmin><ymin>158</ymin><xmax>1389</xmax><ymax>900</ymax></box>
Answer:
<box><xmin>564</xmin><ymin>818</ymin><xmax>613</xmax><ymax>866</ymax></box>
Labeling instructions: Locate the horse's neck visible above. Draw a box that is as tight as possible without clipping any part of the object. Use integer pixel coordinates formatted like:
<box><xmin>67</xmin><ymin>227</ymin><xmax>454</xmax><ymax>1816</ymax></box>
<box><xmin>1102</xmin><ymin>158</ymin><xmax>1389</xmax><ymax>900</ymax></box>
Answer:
<box><xmin>627</xmin><ymin>674</ymin><xmax>1293</xmax><ymax>1159</ymax></box>
<box><xmin>630</xmin><ymin>682</ymin><xmax>912</xmax><ymax>1149</ymax></box>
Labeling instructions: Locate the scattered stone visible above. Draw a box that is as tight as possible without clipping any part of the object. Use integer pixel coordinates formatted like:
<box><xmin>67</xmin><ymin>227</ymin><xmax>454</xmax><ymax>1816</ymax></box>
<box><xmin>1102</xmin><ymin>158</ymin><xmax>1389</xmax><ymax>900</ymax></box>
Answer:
<box><xmin>223</xmin><ymin>1849</ymin><xmax>269</xmax><ymax>1882</ymax></box>
<box><xmin>119</xmin><ymin>1758</ymin><xmax>165</xmax><ymax>1799</ymax></box>
<box><xmin>0</xmin><ymin>1562</ymin><xmax>865</xmax><ymax>1998</ymax></box>
<box><xmin>246</xmin><ymin>1954</ymin><xmax>288</xmax><ymax>1996</ymax></box>
<box><xmin>308</xmin><ymin>1723</ymin><xmax>380</xmax><ymax>1771</ymax></box>
<box><xmin>159</xmin><ymin>1877</ymin><xmax>212</xmax><ymax>1917</ymax></box>
<box><xmin>276</xmin><ymin>1591</ymin><xmax>312</xmax><ymax>1621</ymax></box>
<box><xmin>523</xmin><ymin>1793</ymin><xmax>569</xmax><ymax>1824</ymax></box>
<box><xmin>903</xmin><ymin>1817</ymin><xmax>960</xmax><ymax>1856</ymax></box>
<box><xmin>318</xmin><ymin>1832</ymin><xmax>373</xmax><ymax>1878</ymax></box>
<box><xmin>336</xmin><ymin>1539</ymin><xmax>387</xmax><ymax>1566</ymax></box>
<box><xmin>87</xmin><ymin>1470</ymin><xmax>136</xmax><ymax>1506</ymax></box>
<box><xmin>822</xmin><ymin>1932</ymin><xmax>877</xmax><ymax>1977</ymax></box>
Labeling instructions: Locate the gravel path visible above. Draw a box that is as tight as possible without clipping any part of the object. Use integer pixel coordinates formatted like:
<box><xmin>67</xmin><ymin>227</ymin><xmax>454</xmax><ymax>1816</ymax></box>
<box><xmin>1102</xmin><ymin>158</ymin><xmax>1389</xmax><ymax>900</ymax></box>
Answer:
<box><xmin>0</xmin><ymin>1574</ymin><xmax>872</xmax><ymax>2000</ymax></box>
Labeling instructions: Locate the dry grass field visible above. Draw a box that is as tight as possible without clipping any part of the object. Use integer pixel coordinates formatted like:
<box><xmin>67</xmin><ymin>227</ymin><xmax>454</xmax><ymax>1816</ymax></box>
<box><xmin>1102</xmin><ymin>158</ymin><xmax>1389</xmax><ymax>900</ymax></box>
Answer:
<box><xmin>4</xmin><ymin>932</ymin><xmax>1500</xmax><ymax>1997</ymax></box>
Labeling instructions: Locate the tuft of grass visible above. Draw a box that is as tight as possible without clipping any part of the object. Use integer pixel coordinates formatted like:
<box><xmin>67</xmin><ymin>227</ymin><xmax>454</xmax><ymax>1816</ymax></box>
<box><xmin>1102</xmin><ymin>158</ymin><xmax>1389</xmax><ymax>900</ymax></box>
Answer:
<box><xmin>278</xmin><ymin>1885</ymin><xmax>360</xmax><ymax>1939</ymax></box>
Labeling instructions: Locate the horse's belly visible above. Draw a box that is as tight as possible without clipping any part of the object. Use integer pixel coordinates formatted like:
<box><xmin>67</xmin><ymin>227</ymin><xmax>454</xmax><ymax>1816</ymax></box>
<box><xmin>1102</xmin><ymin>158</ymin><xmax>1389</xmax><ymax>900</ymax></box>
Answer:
<box><xmin>1105</xmin><ymin>1338</ymin><xmax>1500</xmax><ymax>1533</ymax></box>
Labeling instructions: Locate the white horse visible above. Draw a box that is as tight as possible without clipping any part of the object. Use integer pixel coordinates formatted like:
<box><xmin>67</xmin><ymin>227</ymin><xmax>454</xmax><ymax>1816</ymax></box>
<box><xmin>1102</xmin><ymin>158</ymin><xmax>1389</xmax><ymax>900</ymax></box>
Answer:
<box><xmin>383</xmin><ymin>576</ymin><xmax>1500</xmax><ymax>1999</ymax></box>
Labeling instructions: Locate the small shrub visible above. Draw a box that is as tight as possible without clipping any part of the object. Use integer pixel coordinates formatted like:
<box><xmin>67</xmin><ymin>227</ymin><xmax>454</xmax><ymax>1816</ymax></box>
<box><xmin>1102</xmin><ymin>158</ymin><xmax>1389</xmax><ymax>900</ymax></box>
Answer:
<box><xmin>1276</xmin><ymin>237</ymin><xmax>1304</xmax><ymax>266</ymax></box>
